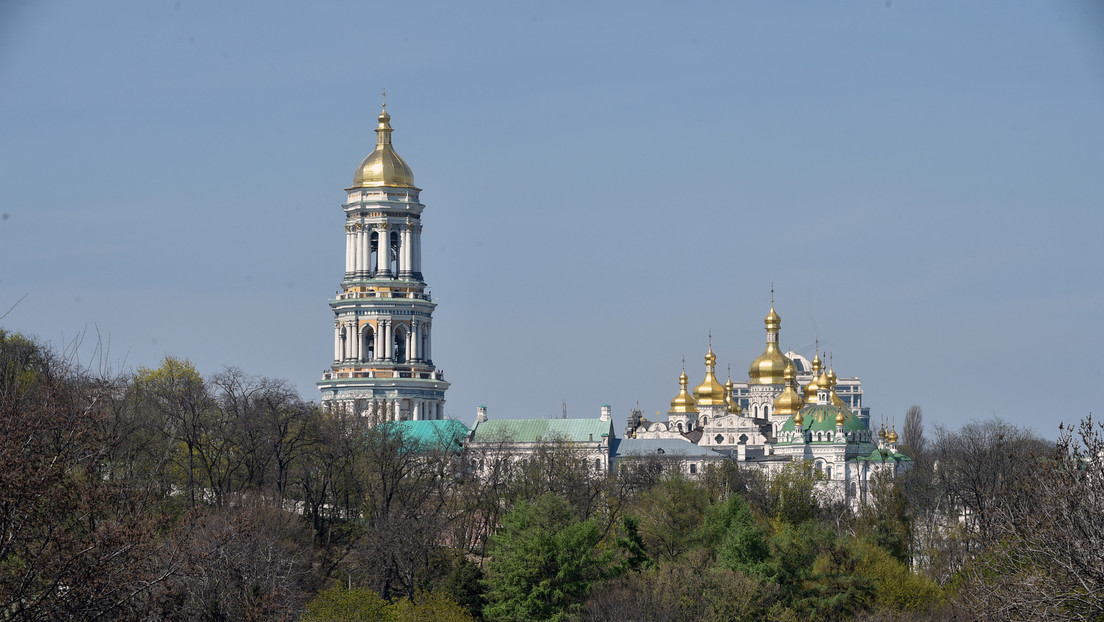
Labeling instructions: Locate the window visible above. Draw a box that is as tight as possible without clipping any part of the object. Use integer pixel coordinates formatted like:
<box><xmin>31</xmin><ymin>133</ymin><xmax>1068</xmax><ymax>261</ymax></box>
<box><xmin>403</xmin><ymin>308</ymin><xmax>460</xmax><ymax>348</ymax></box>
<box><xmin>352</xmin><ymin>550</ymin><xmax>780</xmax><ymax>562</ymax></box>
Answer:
<box><xmin>595</xmin><ymin>458</ymin><xmax>601</xmax><ymax>472</ymax></box>
<box><xmin>715</xmin><ymin>434</ymin><xmax>724</xmax><ymax>444</ymax></box>
<box><xmin>689</xmin><ymin>463</ymin><xmax>697</xmax><ymax>474</ymax></box>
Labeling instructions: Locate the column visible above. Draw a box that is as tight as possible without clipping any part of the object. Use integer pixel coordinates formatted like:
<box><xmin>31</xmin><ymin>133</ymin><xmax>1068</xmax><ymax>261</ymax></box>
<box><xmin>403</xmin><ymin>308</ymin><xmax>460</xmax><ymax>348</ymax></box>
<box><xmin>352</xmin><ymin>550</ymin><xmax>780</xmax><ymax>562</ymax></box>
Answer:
<box><xmin>424</xmin><ymin>322</ymin><xmax>431</xmax><ymax>362</ymax></box>
<box><xmin>412</xmin><ymin>224</ymin><xmax>422</xmax><ymax>278</ymax></box>
<box><xmin>345</xmin><ymin>226</ymin><xmax>354</xmax><ymax>276</ymax></box>
<box><xmin>333</xmin><ymin>323</ymin><xmax>341</xmax><ymax>361</ymax></box>
<box><xmin>400</xmin><ymin>224</ymin><xmax>412</xmax><ymax>278</ymax></box>
<box><xmin>376</xmin><ymin>223</ymin><xmax>390</xmax><ymax>276</ymax></box>
<box><xmin>411</xmin><ymin>321</ymin><xmax>420</xmax><ymax>361</ymax></box>
<box><xmin>373</xmin><ymin>322</ymin><xmax>382</xmax><ymax>361</ymax></box>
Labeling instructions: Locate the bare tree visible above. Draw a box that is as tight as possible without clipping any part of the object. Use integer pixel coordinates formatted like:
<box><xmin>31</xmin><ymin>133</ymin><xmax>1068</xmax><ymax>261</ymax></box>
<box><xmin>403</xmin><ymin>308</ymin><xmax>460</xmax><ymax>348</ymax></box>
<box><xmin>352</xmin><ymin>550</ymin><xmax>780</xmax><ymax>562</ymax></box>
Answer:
<box><xmin>954</xmin><ymin>415</ymin><xmax>1104</xmax><ymax>621</ymax></box>
<box><xmin>903</xmin><ymin>405</ymin><xmax>925</xmax><ymax>458</ymax></box>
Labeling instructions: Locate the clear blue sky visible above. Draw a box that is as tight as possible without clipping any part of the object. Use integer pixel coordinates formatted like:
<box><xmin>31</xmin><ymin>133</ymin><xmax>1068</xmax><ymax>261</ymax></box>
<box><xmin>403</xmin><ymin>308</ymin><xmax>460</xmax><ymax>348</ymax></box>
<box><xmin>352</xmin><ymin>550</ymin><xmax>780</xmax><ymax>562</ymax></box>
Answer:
<box><xmin>2</xmin><ymin>1</ymin><xmax>1102</xmax><ymax>436</ymax></box>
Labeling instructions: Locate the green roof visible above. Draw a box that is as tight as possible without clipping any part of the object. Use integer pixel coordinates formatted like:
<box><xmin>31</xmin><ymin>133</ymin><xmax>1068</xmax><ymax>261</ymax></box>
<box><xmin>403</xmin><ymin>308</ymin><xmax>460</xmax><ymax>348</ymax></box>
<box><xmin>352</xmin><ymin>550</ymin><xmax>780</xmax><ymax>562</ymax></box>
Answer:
<box><xmin>856</xmin><ymin>448</ymin><xmax>913</xmax><ymax>463</ymax></box>
<box><xmin>469</xmin><ymin>418</ymin><xmax>613</xmax><ymax>443</ymax></box>
<box><xmin>779</xmin><ymin>404</ymin><xmax>868</xmax><ymax>434</ymax></box>
<box><xmin>381</xmin><ymin>419</ymin><xmax>469</xmax><ymax>453</ymax></box>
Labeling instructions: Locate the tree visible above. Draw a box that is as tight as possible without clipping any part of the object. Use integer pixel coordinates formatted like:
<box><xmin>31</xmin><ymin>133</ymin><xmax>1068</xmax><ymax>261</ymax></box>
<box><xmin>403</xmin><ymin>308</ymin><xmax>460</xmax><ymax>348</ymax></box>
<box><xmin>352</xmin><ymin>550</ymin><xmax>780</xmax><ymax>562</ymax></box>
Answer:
<box><xmin>484</xmin><ymin>494</ymin><xmax>608</xmax><ymax>622</ymax></box>
<box><xmin>954</xmin><ymin>415</ymin><xmax>1104</xmax><ymax>621</ymax></box>
<box><xmin>769</xmin><ymin>460</ymin><xmax>820</xmax><ymax>526</ymax></box>
<box><xmin>301</xmin><ymin>585</ymin><xmax>389</xmax><ymax>622</ymax></box>
<box><xmin>902</xmin><ymin>405</ymin><xmax>926</xmax><ymax>458</ymax></box>
<box><xmin>630</xmin><ymin>476</ymin><xmax>709</xmax><ymax>562</ymax></box>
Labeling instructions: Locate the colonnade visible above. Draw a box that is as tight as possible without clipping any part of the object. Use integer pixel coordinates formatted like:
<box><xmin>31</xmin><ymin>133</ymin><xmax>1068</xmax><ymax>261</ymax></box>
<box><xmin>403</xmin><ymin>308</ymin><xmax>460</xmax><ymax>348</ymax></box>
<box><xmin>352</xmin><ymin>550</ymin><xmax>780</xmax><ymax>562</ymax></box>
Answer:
<box><xmin>331</xmin><ymin>398</ymin><xmax>445</xmax><ymax>422</ymax></box>
<box><xmin>344</xmin><ymin>221</ymin><xmax>423</xmax><ymax>279</ymax></box>
<box><xmin>333</xmin><ymin>318</ymin><xmax>432</xmax><ymax>364</ymax></box>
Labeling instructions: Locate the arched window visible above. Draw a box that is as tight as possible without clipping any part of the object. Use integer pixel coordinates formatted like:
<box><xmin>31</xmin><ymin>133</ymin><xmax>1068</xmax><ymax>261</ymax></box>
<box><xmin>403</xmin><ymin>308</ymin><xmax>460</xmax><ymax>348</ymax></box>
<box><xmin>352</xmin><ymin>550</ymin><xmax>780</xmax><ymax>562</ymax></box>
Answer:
<box><xmin>849</xmin><ymin>481</ymin><xmax>857</xmax><ymax>497</ymax></box>
<box><xmin>701</xmin><ymin>416</ymin><xmax>708</xmax><ymax>426</ymax></box>
<box><xmin>677</xmin><ymin>422</ymin><xmax>684</xmax><ymax>432</ymax></box>
<box><xmin>826</xmin><ymin>465</ymin><xmax>832</xmax><ymax>480</ymax></box>
<box><xmin>814</xmin><ymin>461</ymin><xmax>824</xmax><ymax>477</ymax></box>
<box><xmin>764</xmin><ymin>405</ymin><xmax>771</xmax><ymax>417</ymax></box>
<box><xmin>369</xmin><ymin>231</ymin><xmax>379</xmax><ymax>276</ymax></box>
<box><xmin>393</xmin><ymin>326</ymin><xmax>407</xmax><ymax>363</ymax></box>
<box><xmin>389</xmin><ymin>231</ymin><xmax>400</xmax><ymax>276</ymax></box>
<box><xmin>363</xmin><ymin>327</ymin><xmax>374</xmax><ymax>361</ymax></box>
<box><xmin>595</xmin><ymin>458</ymin><xmax>601</xmax><ymax>472</ymax></box>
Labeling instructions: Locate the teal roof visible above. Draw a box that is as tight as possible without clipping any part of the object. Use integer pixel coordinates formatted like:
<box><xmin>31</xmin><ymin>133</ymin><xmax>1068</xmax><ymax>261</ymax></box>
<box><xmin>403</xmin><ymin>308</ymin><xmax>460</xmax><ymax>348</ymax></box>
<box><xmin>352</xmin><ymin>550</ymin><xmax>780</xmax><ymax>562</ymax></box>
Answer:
<box><xmin>469</xmin><ymin>418</ymin><xmax>613</xmax><ymax>443</ymax></box>
<box><xmin>779</xmin><ymin>404</ymin><xmax>867</xmax><ymax>434</ymax></box>
<box><xmin>381</xmin><ymin>419</ymin><xmax>469</xmax><ymax>453</ymax></box>
<box><xmin>856</xmin><ymin>448</ymin><xmax>913</xmax><ymax>463</ymax></box>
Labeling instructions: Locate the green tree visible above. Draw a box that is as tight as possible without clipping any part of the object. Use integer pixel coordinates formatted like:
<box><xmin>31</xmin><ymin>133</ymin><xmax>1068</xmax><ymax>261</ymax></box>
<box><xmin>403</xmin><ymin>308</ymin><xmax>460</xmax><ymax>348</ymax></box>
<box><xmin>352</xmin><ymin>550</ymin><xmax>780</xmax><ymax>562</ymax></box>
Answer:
<box><xmin>439</xmin><ymin>556</ymin><xmax>487</xmax><ymax>620</ymax></box>
<box><xmin>484</xmin><ymin>494</ymin><xmax>608</xmax><ymax>622</ymax></box>
<box><xmin>301</xmin><ymin>585</ymin><xmax>389</xmax><ymax>622</ymax></box>
<box><xmin>857</xmin><ymin>469</ymin><xmax>912</xmax><ymax>564</ymax></box>
<box><xmin>631</xmin><ymin>476</ymin><xmax>709</xmax><ymax>561</ymax></box>
<box><xmin>389</xmin><ymin>589</ymin><xmax>477</xmax><ymax>622</ymax></box>
<box><xmin>769</xmin><ymin>460</ymin><xmax>820</xmax><ymax>526</ymax></box>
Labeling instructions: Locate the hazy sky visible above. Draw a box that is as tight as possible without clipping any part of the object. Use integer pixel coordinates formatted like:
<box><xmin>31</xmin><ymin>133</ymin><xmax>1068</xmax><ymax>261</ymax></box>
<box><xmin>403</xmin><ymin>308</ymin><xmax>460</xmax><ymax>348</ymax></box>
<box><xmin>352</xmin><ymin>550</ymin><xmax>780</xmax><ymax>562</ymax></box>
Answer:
<box><xmin>2</xmin><ymin>1</ymin><xmax>1102</xmax><ymax>436</ymax></box>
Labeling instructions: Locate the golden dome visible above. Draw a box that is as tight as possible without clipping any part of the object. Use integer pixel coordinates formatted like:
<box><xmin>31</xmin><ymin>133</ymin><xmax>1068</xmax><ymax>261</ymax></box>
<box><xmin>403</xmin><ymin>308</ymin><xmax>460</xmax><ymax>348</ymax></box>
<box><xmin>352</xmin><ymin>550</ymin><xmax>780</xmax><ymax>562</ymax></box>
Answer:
<box><xmin>835</xmin><ymin>411</ymin><xmax>846</xmax><ymax>426</ymax></box>
<box><xmin>793</xmin><ymin>411</ymin><xmax>804</xmax><ymax>427</ymax></box>
<box><xmin>827</xmin><ymin>365</ymin><xmax>848</xmax><ymax>408</ymax></box>
<box><xmin>888</xmin><ymin>427</ymin><xmax>899</xmax><ymax>443</ymax></box>
<box><xmin>773</xmin><ymin>370</ymin><xmax>805</xmax><ymax>417</ymax></box>
<box><xmin>694</xmin><ymin>346</ymin><xmax>727</xmax><ymax>406</ymax></box>
<box><xmin>724</xmin><ymin>378</ymin><xmax>742</xmax><ymax>414</ymax></box>
<box><xmin>878</xmin><ymin>424</ymin><xmax>887</xmax><ymax>439</ymax></box>
<box><xmin>748</xmin><ymin>303</ymin><xmax>789</xmax><ymax>385</ymax></box>
<box><xmin>804</xmin><ymin>350</ymin><xmax>823</xmax><ymax>405</ymax></box>
<box><xmin>351</xmin><ymin>108</ymin><xmax>416</xmax><ymax>189</ymax></box>
<box><xmin>669</xmin><ymin>370</ymin><xmax>698</xmax><ymax>414</ymax></box>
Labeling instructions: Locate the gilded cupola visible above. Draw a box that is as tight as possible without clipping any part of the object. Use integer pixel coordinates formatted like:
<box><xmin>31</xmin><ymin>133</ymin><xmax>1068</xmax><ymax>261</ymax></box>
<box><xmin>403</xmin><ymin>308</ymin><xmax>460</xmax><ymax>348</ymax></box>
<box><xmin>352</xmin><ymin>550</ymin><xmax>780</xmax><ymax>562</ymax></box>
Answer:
<box><xmin>888</xmin><ymin>427</ymin><xmax>899</xmax><ymax>443</ymax></box>
<box><xmin>772</xmin><ymin>360</ymin><xmax>805</xmax><ymax>416</ymax></box>
<box><xmin>748</xmin><ymin>300</ymin><xmax>790</xmax><ymax>385</ymax></box>
<box><xmin>694</xmin><ymin>346</ymin><xmax>727</xmax><ymax>406</ymax></box>
<box><xmin>669</xmin><ymin>370</ymin><xmax>698</xmax><ymax>414</ymax></box>
<box><xmin>724</xmin><ymin>377</ymin><xmax>742</xmax><ymax>414</ymax></box>
<box><xmin>351</xmin><ymin>106</ymin><xmax>417</xmax><ymax>189</ymax></box>
<box><xmin>804</xmin><ymin>349</ymin><xmax>823</xmax><ymax>405</ymax></box>
<box><xmin>827</xmin><ymin>362</ymin><xmax>848</xmax><ymax>408</ymax></box>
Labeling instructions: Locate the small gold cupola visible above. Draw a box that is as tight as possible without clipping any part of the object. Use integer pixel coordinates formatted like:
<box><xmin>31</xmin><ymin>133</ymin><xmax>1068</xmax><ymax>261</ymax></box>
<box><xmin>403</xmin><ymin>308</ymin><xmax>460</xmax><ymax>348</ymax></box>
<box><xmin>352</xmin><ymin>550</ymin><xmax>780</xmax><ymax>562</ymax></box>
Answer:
<box><xmin>804</xmin><ymin>347</ymin><xmax>823</xmax><ymax>405</ymax></box>
<box><xmin>351</xmin><ymin>103</ymin><xmax>417</xmax><ymax>189</ymax></box>
<box><xmin>748</xmin><ymin>295</ymin><xmax>789</xmax><ymax>385</ymax></box>
<box><xmin>772</xmin><ymin>359</ymin><xmax>805</xmax><ymax>416</ymax></box>
<box><xmin>694</xmin><ymin>345</ymin><xmax>727</xmax><ymax>406</ymax></box>
<box><xmin>724</xmin><ymin>375</ymin><xmax>742</xmax><ymax>415</ymax></box>
<box><xmin>827</xmin><ymin>359</ymin><xmax>848</xmax><ymax>408</ymax></box>
<box><xmin>669</xmin><ymin>369</ymin><xmax>698</xmax><ymax>414</ymax></box>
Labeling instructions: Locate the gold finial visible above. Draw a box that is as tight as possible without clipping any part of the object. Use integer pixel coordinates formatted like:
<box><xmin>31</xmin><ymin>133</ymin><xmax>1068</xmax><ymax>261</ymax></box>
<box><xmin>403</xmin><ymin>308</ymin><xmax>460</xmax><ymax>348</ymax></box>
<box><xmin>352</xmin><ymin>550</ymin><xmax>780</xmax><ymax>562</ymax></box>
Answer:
<box><xmin>770</xmin><ymin>283</ymin><xmax>774</xmax><ymax>305</ymax></box>
<box><xmin>381</xmin><ymin>88</ymin><xmax>387</xmax><ymax>111</ymax></box>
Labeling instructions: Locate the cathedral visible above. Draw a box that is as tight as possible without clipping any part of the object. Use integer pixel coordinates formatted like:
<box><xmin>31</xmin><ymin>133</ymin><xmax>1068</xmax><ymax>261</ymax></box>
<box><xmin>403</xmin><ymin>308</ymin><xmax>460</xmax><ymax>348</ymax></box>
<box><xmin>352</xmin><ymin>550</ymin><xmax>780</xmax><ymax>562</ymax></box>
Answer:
<box><xmin>317</xmin><ymin>105</ymin><xmax>449</xmax><ymax>424</ymax></box>
<box><xmin>316</xmin><ymin>108</ymin><xmax>909</xmax><ymax>502</ymax></box>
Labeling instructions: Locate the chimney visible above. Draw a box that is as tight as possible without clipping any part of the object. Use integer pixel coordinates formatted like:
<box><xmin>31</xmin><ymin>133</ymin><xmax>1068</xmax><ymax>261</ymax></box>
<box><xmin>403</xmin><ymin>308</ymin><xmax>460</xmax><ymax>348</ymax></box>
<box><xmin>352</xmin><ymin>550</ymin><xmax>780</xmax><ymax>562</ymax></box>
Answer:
<box><xmin>600</xmin><ymin>404</ymin><xmax>611</xmax><ymax>422</ymax></box>
<box><xmin>476</xmin><ymin>405</ymin><xmax>487</xmax><ymax>423</ymax></box>
<box><xmin>737</xmin><ymin>440</ymin><xmax>747</xmax><ymax>462</ymax></box>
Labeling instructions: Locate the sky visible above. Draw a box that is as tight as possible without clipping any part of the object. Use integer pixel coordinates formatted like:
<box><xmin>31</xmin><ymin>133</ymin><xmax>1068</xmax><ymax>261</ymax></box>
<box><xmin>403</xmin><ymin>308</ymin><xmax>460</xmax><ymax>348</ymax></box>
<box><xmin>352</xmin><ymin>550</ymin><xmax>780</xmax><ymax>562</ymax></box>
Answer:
<box><xmin>2</xmin><ymin>1</ymin><xmax>1102</xmax><ymax>437</ymax></box>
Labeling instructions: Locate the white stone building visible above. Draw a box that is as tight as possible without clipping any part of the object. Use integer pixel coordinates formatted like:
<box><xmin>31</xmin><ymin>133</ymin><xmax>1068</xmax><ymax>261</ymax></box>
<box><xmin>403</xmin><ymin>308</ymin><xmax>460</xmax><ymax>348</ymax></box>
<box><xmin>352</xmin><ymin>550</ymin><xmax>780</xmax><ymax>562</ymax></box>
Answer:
<box><xmin>318</xmin><ymin>106</ymin><xmax>449</xmax><ymax>423</ymax></box>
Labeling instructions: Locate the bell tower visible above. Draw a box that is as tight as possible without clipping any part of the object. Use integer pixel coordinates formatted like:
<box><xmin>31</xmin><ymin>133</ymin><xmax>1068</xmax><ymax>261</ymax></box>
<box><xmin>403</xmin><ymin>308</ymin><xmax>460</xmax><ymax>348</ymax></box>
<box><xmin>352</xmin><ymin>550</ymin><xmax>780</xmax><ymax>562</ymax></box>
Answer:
<box><xmin>318</xmin><ymin>103</ymin><xmax>449</xmax><ymax>424</ymax></box>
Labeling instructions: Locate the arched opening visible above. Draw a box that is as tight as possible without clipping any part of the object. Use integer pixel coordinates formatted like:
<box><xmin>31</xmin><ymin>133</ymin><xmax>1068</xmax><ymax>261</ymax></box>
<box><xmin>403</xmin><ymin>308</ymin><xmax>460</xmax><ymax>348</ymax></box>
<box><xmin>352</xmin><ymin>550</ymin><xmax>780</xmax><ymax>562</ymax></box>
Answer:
<box><xmin>369</xmin><ymin>232</ymin><xmax>379</xmax><ymax>277</ymax></box>
<box><xmin>702</xmin><ymin>416</ymin><xmax>708</xmax><ymax>426</ymax></box>
<box><xmin>339</xmin><ymin>325</ymin><xmax>348</xmax><ymax>360</ymax></box>
<box><xmin>826</xmin><ymin>465</ymin><xmax>832</xmax><ymax>480</ymax></box>
<box><xmin>594</xmin><ymin>458</ymin><xmax>601</xmax><ymax>472</ymax></box>
<box><xmin>389</xmin><ymin>231</ymin><xmax>400</xmax><ymax>276</ymax></box>
<box><xmin>362</xmin><ymin>327</ymin><xmax>374</xmax><ymax>362</ymax></box>
<box><xmin>393</xmin><ymin>325</ymin><xmax>407</xmax><ymax>363</ymax></box>
<box><xmin>677</xmin><ymin>422</ymin><xmax>684</xmax><ymax>432</ymax></box>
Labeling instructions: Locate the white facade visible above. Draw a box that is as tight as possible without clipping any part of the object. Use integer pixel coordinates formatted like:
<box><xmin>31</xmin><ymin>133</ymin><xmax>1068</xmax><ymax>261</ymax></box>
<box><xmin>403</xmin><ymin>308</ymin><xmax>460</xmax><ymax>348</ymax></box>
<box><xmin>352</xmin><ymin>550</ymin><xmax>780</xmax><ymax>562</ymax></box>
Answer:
<box><xmin>318</xmin><ymin>108</ymin><xmax>449</xmax><ymax>423</ymax></box>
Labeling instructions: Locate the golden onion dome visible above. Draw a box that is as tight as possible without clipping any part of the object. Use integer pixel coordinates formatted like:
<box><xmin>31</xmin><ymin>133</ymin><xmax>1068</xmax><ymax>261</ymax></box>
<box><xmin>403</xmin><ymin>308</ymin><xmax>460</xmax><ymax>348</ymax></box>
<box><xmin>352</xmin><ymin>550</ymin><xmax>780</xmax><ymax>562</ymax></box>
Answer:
<box><xmin>694</xmin><ymin>346</ymin><xmax>727</xmax><ymax>406</ymax></box>
<box><xmin>351</xmin><ymin>108</ymin><xmax>416</xmax><ymax>189</ymax></box>
<box><xmin>888</xmin><ymin>427</ymin><xmax>899</xmax><ymax>443</ymax></box>
<box><xmin>804</xmin><ymin>350</ymin><xmax>823</xmax><ymax>404</ymax></box>
<box><xmin>669</xmin><ymin>370</ymin><xmax>698</xmax><ymax>414</ymax></box>
<box><xmin>748</xmin><ymin>303</ymin><xmax>789</xmax><ymax>385</ymax></box>
<box><xmin>724</xmin><ymin>378</ymin><xmax>742</xmax><ymax>414</ymax></box>
<box><xmin>827</xmin><ymin>367</ymin><xmax>848</xmax><ymax>408</ymax></box>
<box><xmin>835</xmin><ymin>410</ymin><xmax>846</xmax><ymax>426</ymax></box>
<box><xmin>793</xmin><ymin>410</ymin><xmax>804</xmax><ymax>427</ymax></box>
<box><xmin>772</xmin><ymin>361</ymin><xmax>804</xmax><ymax>416</ymax></box>
<box><xmin>878</xmin><ymin>425</ymin><xmax>887</xmax><ymax>439</ymax></box>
